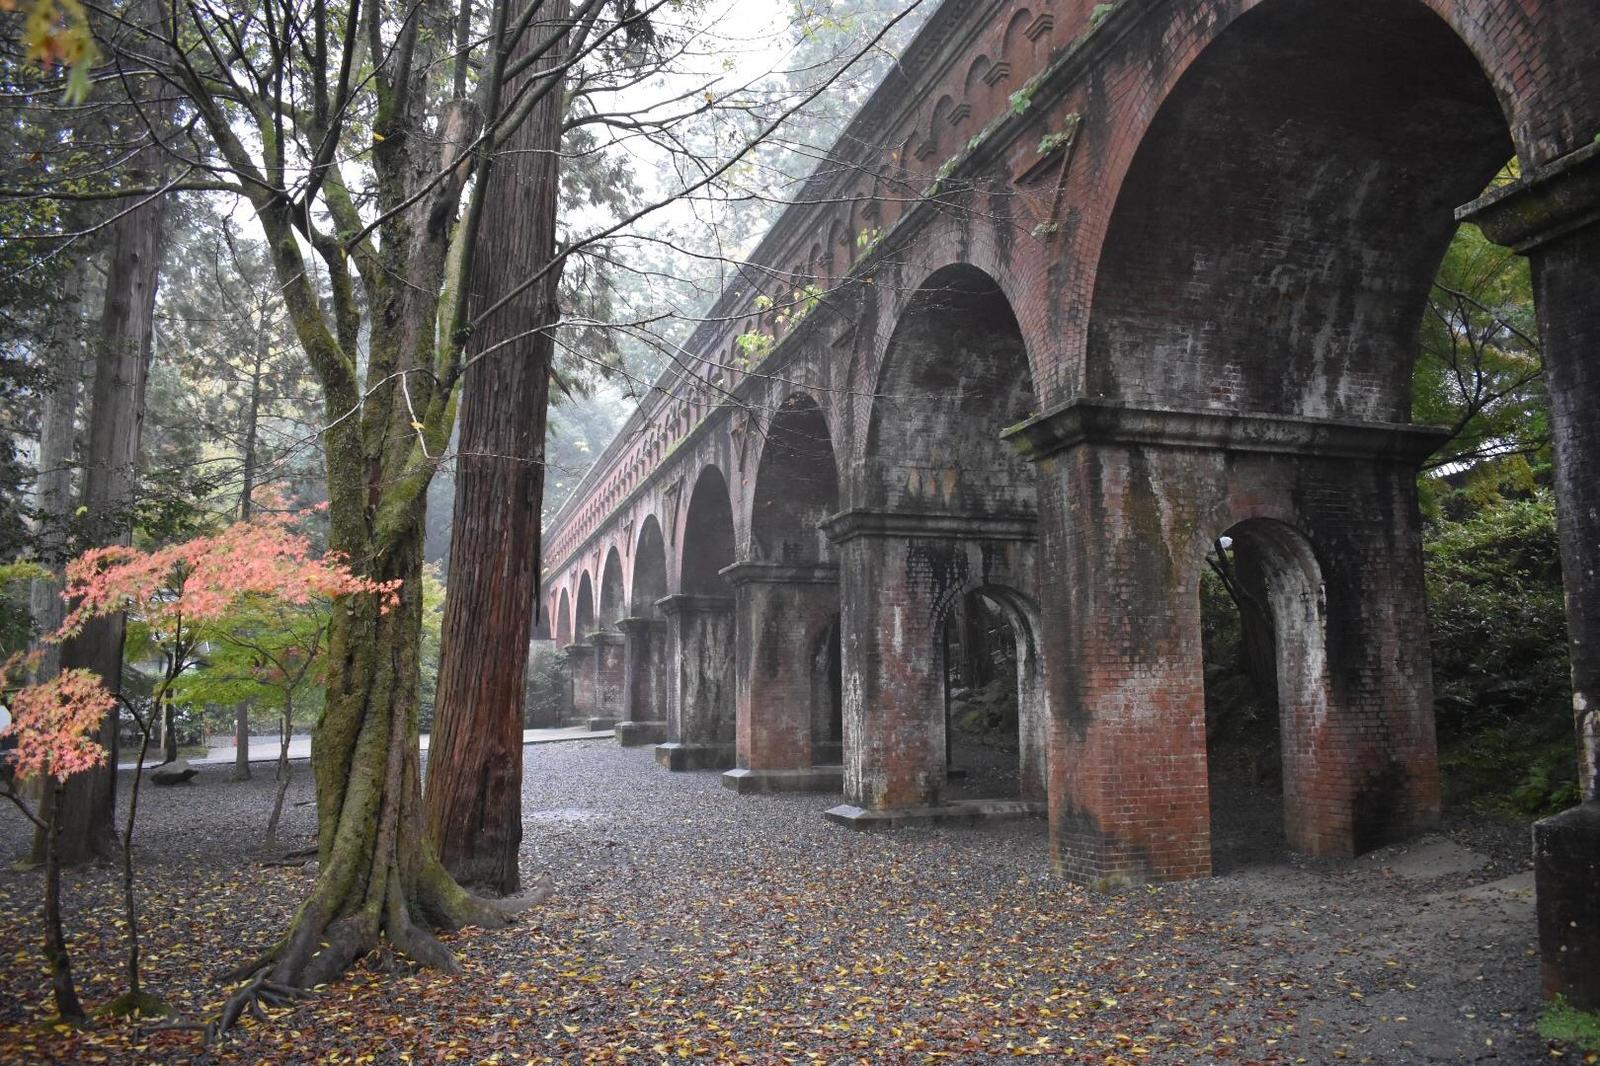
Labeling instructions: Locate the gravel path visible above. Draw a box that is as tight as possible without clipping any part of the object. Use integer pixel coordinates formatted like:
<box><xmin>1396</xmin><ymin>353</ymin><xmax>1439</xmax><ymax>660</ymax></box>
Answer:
<box><xmin>0</xmin><ymin>740</ymin><xmax>1563</xmax><ymax>1063</ymax></box>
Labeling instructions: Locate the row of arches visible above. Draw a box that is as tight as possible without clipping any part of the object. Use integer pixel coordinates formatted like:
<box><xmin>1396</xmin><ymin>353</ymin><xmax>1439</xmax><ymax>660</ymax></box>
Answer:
<box><xmin>541</xmin><ymin>0</ymin><xmax>1596</xmax><ymax>898</ymax></box>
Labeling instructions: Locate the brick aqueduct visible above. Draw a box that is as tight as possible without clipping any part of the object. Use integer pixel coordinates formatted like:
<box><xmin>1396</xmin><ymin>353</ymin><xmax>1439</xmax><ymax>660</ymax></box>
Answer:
<box><xmin>539</xmin><ymin>0</ymin><xmax>1600</xmax><ymax>1004</ymax></box>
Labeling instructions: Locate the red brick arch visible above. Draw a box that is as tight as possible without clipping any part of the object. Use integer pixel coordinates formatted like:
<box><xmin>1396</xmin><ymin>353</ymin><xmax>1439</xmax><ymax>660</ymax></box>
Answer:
<box><xmin>573</xmin><ymin>571</ymin><xmax>595</xmax><ymax>641</ymax></box>
<box><xmin>554</xmin><ymin>587</ymin><xmax>571</xmax><ymax>646</ymax></box>
<box><xmin>744</xmin><ymin>392</ymin><xmax>840</xmax><ymax>565</ymax></box>
<box><xmin>630</xmin><ymin>514</ymin><xmax>669</xmax><ymax>618</ymax></box>
<box><xmin>598</xmin><ymin>546</ymin><xmax>625</xmax><ymax>630</ymax></box>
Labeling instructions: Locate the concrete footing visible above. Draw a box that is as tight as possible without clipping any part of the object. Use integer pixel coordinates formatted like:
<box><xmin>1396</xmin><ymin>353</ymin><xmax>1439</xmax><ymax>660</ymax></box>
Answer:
<box><xmin>1535</xmin><ymin>800</ymin><xmax>1600</xmax><ymax>1010</ymax></box>
<box><xmin>585</xmin><ymin>717</ymin><xmax>618</xmax><ymax>732</ymax></box>
<box><xmin>655</xmin><ymin>741</ymin><xmax>735</xmax><ymax>771</ymax></box>
<box><xmin>722</xmin><ymin>766</ymin><xmax>844</xmax><ymax>794</ymax></box>
<box><xmin>822</xmin><ymin>799</ymin><xmax>1045</xmax><ymax>829</ymax></box>
<box><xmin>615</xmin><ymin>720</ymin><xmax>668</xmax><ymax>747</ymax></box>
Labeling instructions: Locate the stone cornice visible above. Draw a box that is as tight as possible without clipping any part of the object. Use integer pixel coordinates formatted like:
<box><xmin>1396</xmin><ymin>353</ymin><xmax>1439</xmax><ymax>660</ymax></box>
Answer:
<box><xmin>655</xmin><ymin>594</ymin><xmax>735</xmax><ymax>615</ymax></box>
<box><xmin>1459</xmin><ymin>140</ymin><xmax>1600</xmax><ymax>253</ymax></box>
<box><xmin>1002</xmin><ymin>399</ymin><xmax>1450</xmax><ymax>465</ymax></box>
<box><xmin>820</xmin><ymin>508</ymin><xmax>1037</xmax><ymax>545</ymax></box>
<box><xmin>719</xmin><ymin>561</ymin><xmax>839</xmax><ymax>587</ymax></box>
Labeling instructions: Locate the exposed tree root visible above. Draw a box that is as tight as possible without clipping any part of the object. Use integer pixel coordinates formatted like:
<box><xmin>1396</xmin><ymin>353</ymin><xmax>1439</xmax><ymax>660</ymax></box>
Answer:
<box><xmin>207</xmin><ymin>966</ymin><xmax>309</xmax><ymax>1041</ymax></box>
<box><xmin>154</xmin><ymin>966</ymin><xmax>308</xmax><ymax>1041</ymax></box>
<box><xmin>217</xmin><ymin>940</ymin><xmax>285</xmax><ymax>984</ymax></box>
<box><xmin>257</xmin><ymin>846</ymin><xmax>319</xmax><ymax>868</ymax></box>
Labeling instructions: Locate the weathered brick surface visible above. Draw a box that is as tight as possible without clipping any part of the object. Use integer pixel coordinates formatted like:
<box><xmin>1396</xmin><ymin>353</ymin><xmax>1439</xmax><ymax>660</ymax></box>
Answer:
<box><xmin>1518</xmin><ymin>214</ymin><xmax>1600</xmax><ymax>802</ymax></box>
<box><xmin>565</xmin><ymin>641</ymin><xmax>597</xmax><ymax>723</ymax></box>
<box><xmin>1011</xmin><ymin>403</ymin><xmax>1444</xmax><ymax>879</ymax></box>
<box><xmin>658</xmin><ymin>595</ymin><xmax>736</xmax><ymax>752</ymax></box>
<box><xmin>617</xmin><ymin>615</ymin><xmax>668</xmax><ymax>726</ymax></box>
<box><xmin>829</xmin><ymin>517</ymin><xmax>1038</xmax><ymax>810</ymax></box>
<box><xmin>591</xmin><ymin>631</ymin><xmax>626</xmax><ymax>718</ymax></box>
<box><xmin>727</xmin><ymin>565</ymin><xmax>841</xmax><ymax>772</ymax></box>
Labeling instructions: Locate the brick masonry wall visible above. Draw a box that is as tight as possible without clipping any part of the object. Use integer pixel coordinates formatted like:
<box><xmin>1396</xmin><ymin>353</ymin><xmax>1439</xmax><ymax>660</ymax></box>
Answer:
<box><xmin>619</xmin><ymin>616</ymin><xmax>668</xmax><ymax>725</ymax></box>
<box><xmin>732</xmin><ymin>574</ymin><xmax>840</xmax><ymax>770</ymax></box>
<box><xmin>662</xmin><ymin>597</ymin><xmax>737</xmax><ymax>749</ymax></box>
<box><xmin>567</xmin><ymin>642</ymin><xmax>598</xmax><ymax>722</ymax></box>
<box><xmin>593</xmin><ymin>633</ymin><xmax>626</xmax><ymax>718</ymax></box>
<box><xmin>1034</xmin><ymin>435</ymin><xmax>1438</xmax><ymax>881</ymax></box>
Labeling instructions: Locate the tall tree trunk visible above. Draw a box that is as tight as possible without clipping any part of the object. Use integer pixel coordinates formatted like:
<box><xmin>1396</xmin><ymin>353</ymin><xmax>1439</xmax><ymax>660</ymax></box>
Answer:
<box><xmin>196</xmin><ymin>0</ymin><xmax>565</xmax><ymax>1021</ymax></box>
<box><xmin>423</xmin><ymin>0</ymin><xmax>568</xmax><ymax>896</ymax></box>
<box><xmin>233</xmin><ymin>702</ymin><xmax>252</xmax><ymax>782</ymax></box>
<box><xmin>30</xmin><ymin>259</ymin><xmax>88</xmax><ymax>672</ymax></box>
<box><xmin>38</xmin><ymin>187</ymin><xmax>168</xmax><ymax>866</ymax></box>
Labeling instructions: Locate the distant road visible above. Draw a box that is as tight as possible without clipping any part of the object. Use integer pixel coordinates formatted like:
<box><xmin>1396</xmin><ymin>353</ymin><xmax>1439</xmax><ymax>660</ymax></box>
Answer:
<box><xmin>117</xmin><ymin>725</ymin><xmax>613</xmax><ymax>770</ymax></box>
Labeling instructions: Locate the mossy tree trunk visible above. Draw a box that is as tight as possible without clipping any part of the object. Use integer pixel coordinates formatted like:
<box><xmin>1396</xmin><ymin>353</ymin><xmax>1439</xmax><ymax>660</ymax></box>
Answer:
<box><xmin>261</xmin><ymin>518</ymin><xmax>508</xmax><ymax>986</ymax></box>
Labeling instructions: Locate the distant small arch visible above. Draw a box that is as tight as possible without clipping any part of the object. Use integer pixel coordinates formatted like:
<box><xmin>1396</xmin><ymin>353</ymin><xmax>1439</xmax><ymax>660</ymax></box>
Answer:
<box><xmin>965</xmin><ymin>55</ymin><xmax>992</xmax><ymax>96</ymax></box>
<box><xmin>555</xmin><ymin>587</ymin><xmax>572</xmax><ymax>645</ymax></box>
<box><xmin>1002</xmin><ymin>9</ymin><xmax>1034</xmax><ymax>57</ymax></box>
<box><xmin>599</xmin><ymin>547</ymin><xmax>625</xmax><ymax>629</ymax></box>
<box><xmin>574</xmin><ymin>571</ymin><xmax>595</xmax><ymax>640</ymax></box>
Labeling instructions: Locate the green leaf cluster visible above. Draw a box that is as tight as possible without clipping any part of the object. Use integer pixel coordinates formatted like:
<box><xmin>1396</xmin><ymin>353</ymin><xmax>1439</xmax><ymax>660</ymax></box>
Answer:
<box><xmin>1426</xmin><ymin>492</ymin><xmax>1577</xmax><ymax>816</ymax></box>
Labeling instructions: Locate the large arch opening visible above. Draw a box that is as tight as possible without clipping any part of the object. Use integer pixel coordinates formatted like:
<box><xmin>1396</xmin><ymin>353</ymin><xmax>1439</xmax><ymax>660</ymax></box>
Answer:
<box><xmin>856</xmin><ymin>264</ymin><xmax>1039</xmax><ymax>807</ymax></box>
<box><xmin>574</xmin><ymin>572</ymin><xmax>595</xmax><ymax>641</ymax></box>
<box><xmin>751</xmin><ymin>394</ymin><xmax>838</xmax><ymax>564</ymax></box>
<box><xmin>1086</xmin><ymin>0</ymin><xmax>1513</xmax><ymax>421</ymax></box>
<box><xmin>599</xmin><ymin>547</ymin><xmax>625</xmax><ymax>629</ymax></box>
<box><xmin>680</xmin><ymin>466</ymin><xmax>736</xmax><ymax>595</ymax></box>
<box><xmin>1200</xmin><ymin>520</ymin><xmax>1331</xmax><ymax>871</ymax></box>
<box><xmin>866</xmin><ymin>264</ymin><xmax>1036</xmax><ymax>515</ymax></box>
<box><xmin>632</xmin><ymin>515</ymin><xmax>668</xmax><ymax>617</ymax></box>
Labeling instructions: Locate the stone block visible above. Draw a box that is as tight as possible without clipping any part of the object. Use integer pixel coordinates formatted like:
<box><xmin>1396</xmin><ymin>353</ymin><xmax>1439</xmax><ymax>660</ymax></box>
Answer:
<box><xmin>1534</xmin><ymin>801</ymin><xmax>1600</xmax><ymax>1010</ymax></box>
<box><xmin>822</xmin><ymin>799</ymin><xmax>1044</xmax><ymax>829</ymax></box>
<box><xmin>615</xmin><ymin>720</ymin><xmax>668</xmax><ymax>747</ymax></box>
<box><xmin>654</xmin><ymin>741</ymin><xmax>735</xmax><ymax>772</ymax></box>
<box><xmin>722</xmin><ymin>766</ymin><xmax>844</xmax><ymax>794</ymax></box>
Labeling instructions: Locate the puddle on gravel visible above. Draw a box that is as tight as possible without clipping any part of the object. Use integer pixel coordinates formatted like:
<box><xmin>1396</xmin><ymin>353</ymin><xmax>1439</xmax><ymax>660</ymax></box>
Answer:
<box><xmin>529</xmin><ymin>807</ymin><xmax>604</xmax><ymax>823</ymax></box>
